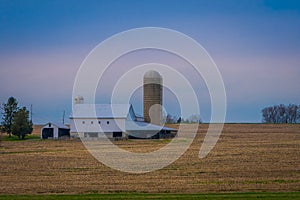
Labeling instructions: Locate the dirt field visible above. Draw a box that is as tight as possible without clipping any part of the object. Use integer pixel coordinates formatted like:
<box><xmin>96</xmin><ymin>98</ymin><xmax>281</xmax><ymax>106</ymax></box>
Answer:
<box><xmin>0</xmin><ymin>124</ymin><xmax>299</xmax><ymax>194</ymax></box>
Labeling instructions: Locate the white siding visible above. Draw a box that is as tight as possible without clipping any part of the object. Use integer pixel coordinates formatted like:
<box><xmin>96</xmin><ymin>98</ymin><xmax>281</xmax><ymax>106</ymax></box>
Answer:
<box><xmin>70</xmin><ymin>118</ymin><xmax>126</xmax><ymax>133</ymax></box>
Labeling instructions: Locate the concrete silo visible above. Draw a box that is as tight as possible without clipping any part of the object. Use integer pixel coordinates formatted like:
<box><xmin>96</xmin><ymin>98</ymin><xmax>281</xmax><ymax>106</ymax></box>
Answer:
<box><xmin>143</xmin><ymin>70</ymin><xmax>162</xmax><ymax>125</ymax></box>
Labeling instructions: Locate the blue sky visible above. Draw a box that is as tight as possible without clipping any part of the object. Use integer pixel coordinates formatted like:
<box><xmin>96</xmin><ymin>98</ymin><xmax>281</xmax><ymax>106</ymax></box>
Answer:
<box><xmin>0</xmin><ymin>0</ymin><xmax>299</xmax><ymax>123</ymax></box>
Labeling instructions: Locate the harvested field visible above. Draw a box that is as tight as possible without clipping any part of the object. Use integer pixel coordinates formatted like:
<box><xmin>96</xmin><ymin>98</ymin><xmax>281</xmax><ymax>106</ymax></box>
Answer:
<box><xmin>0</xmin><ymin>124</ymin><xmax>299</xmax><ymax>194</ymax></box>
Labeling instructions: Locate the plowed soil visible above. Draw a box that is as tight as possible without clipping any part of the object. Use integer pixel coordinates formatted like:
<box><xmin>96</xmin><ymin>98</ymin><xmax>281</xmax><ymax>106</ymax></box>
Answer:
<box><xmin>0</xmin><ymin>124</ymin><xmax>299</xmax><ymax>194</ymax></box>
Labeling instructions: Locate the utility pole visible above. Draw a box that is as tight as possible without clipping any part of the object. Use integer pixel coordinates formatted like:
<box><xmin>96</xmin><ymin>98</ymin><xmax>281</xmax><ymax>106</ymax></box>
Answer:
<box><xmin>30</xmin><ymin>104</ymin><xmax>33</xmax><ymax>122</ymax></box>
<box><xmin>62</xmin><ymin>110</ymin><xmax>65</xmax><ymax>125</ymax></box>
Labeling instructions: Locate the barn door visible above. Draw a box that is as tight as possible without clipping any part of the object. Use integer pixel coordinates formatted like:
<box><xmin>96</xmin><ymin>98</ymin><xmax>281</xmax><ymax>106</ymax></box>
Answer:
<box><xmin>113</xmin><ymin>132</ymin><xmax>122</xmax><ymax>138</ymax></box>
<box><xmin>42</xmin><ymin>128</ymin><xmax>53</xmax><ymax>139</ymax></box>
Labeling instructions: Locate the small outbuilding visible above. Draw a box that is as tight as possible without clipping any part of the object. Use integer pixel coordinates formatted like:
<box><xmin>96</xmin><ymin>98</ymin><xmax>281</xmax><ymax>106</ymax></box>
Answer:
<box><xmin>41</xmin><ymin>122</ymin><xmax>70</xmax><ymax>139</ymax></box>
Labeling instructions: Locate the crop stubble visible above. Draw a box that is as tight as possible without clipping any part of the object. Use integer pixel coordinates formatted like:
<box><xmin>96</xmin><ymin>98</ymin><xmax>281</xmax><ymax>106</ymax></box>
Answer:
<box><xmin>0</xmin><ymin>124</ymin><xmax>299</xmax><ymax>194</ymax></box>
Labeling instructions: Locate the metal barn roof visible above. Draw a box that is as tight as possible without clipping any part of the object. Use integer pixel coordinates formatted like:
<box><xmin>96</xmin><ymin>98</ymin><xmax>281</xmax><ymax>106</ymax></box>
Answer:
<box><xmin>71</xmin><ymin>104</ymin><xmax>132</xmax><ymax>119</ymax></box>
<box><xmin>43</xmin><ymin>122</ymin><xmax>69</xmax><ymax>129</ymax></box>
<box><xmin>125</xmin><ymin>120</ymin><xmax>176</xmax><ymax>131</ymax></box>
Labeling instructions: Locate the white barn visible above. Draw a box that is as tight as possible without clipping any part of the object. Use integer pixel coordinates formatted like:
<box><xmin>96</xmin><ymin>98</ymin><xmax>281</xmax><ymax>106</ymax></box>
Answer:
<box><xmin>41</xmin><ymin>122</ymin><xmax>70</xmax><ymax>139</ymax></box>
<box><xmin>70</xmin><ymin>103</ymin><xmax>176</xmax><ymax>139</ymax></box>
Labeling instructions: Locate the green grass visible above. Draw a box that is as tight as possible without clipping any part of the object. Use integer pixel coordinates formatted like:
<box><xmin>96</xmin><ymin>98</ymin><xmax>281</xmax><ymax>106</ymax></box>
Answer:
<box><xmin>196</xmin><ymin>180</ymin><xmax>300</xmax><ymax>185</ymax></box>
<box><xmin>0</xmin><ymin>192</ymin><xmax>299</xmax><ymax>200</ymax></box>
<box><xmin>1</xmin><ymin>134</ymin><xmax>40</xmax><ymax>141</ymax></box>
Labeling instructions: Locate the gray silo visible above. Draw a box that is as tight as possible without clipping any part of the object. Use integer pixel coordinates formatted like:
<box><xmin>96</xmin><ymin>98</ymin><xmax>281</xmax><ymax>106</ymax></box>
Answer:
<box><xmin>143</xmin><ymin>70</ymin><xmax>162</xmax><ymax>125</ymax></box>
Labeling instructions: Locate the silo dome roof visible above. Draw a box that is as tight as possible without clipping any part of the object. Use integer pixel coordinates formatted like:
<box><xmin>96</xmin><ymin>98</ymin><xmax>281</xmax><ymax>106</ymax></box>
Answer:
<box><xmin>144</xmin><ymin>70</ymin><xmax>161</xmax><ymax>79</ymax></box>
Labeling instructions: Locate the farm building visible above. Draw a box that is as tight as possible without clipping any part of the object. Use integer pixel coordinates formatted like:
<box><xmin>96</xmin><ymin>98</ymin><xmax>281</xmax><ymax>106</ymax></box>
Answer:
<box><xmin>70</xmin><ymin>103</ymin><xmax>176</xmax><ymax>139</ymax></box>
<box><xmin>41</xmin><ymin>122</ymin><xmax>70</xmax><ymax>139</ymax></box>
<box><xmin>70</xmin><ymin>70</ymin><xmax>177</xmax><ymax>139</ymax></box>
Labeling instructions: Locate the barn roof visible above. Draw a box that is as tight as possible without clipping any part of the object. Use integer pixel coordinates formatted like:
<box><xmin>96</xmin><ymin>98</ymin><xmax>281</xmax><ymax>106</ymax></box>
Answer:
<box><xmin>71</xmin><ymin>104</ymin><xmax>132</xmax><ymax>119</ymax></box>
<box><xmin>125</xmin><ymin>120</ymin><xmax>177</xmax><ymax>131</ymax></box>
<box><xmin>43</xmin><ymin>122</ymin><xmax>69</xmax><ymax>129</ymax></box>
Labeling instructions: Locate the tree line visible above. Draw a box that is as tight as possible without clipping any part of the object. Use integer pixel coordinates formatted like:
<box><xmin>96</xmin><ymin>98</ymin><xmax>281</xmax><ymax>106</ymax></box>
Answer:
<box><xmin>1</xmin><ymin>97</ymin><xmax>33</xmax><ymax>140</ymax></box>
<box><xmin>261</xmin><ymin>104</ymin><xmax>300</xmax><ymax>124</ymax></box>
<box><xmin>163</xmin><ymin>114</ymin><xmax>202</xmax><ymax>124</ymax></box>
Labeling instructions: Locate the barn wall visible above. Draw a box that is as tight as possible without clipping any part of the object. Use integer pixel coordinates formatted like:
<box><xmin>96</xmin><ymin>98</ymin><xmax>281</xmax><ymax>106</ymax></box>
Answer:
<box><xmin>53</xmin><ymin>127</ymin><xmax>59</xmax><ymax>139</ymax></box>
<box><xmin>70</xmin><ymin>118</ymin><xmax>126</xmax><ymax>133</ymax></box>
<box><xmin>70</xmin><ymin>131</ymin><xmax>126</xmax><ymax>139</ymax></box>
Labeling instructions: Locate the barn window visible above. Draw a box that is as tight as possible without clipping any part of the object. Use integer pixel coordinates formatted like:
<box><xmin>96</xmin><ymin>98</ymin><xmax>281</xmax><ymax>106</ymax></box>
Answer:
<box><xmin>113</xmin><ymin>132</ymin><xmax>122</xmax><ymax>138</ymax></box>
<box><xmin>107</xmin><ymin>121</ymin><xmax>109</xmax><ymax>124</ymax></box>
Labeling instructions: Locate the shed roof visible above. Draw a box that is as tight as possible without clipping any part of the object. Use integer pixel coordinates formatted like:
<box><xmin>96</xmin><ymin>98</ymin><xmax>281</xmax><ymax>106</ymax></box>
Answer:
<box><xmin>43</xmin><ymin>122</ymin><xmax>69</xmax><ymax>129</ymax></box>
<box><xmin>71</xmin><ymin>104</ymin><xmax>132</xmax><ymax>119</ymax></box>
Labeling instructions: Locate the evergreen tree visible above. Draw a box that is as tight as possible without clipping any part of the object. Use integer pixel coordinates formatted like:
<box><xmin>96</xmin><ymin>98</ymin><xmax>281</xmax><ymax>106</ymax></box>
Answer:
<box><xmin>1</xmin><ymin>97</ymin><xmax>18</xmax><ymax>137</ymax></box>
<box><xmin>177</xmin><ymin>117</ymin><xmax>182</xmax><ymax>124</ymax></box>
<box><xmin>11</xmin><ymin>107</ymin><xmax>33</xmax><ymax>140</ymax></box>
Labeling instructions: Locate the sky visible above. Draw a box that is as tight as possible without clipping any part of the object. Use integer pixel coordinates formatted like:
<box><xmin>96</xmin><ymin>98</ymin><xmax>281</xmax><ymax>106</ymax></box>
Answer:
<box><xmin>0</xmin><ymin>0</ymin><xmax>299</xmax><ymax>124</ymax></box>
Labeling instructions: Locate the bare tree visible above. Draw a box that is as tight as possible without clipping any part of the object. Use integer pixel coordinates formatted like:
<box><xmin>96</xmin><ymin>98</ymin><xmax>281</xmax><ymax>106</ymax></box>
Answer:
<box><xmin>187</xmin><ymin>114</ymin><xmax>202</xmax><ymax>124</ymax></box>
<box><xmin>262</xmin><ymin>104</ymin><xmax>299</xmax><ymax>124</ymax></box>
